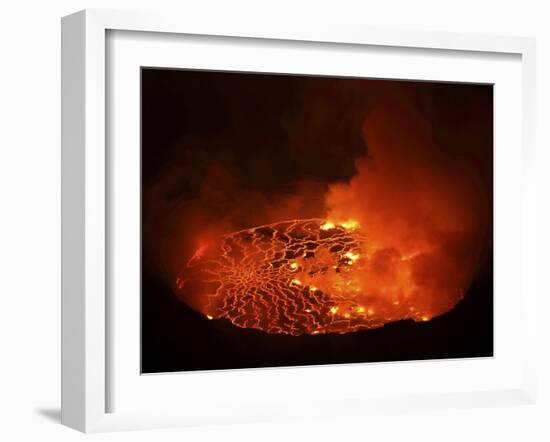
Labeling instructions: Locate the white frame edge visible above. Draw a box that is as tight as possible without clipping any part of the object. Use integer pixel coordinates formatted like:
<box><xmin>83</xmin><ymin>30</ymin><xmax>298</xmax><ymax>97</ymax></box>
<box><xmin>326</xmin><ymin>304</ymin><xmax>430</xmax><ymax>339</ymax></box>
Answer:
<box><xmin>61</xmin><ymin>8</ymin><xmax>537</xmax><ymax>433</ymax></box>
<box><xmin>62</xmin><ymin>9</ymin><xmax>107</xmax><ymax>432</ymax></box>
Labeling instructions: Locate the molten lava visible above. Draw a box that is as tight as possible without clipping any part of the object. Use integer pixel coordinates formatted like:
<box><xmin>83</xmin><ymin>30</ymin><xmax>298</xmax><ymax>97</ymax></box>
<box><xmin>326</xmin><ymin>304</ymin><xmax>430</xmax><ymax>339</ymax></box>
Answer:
<box><xmin>176</xmin><ymin>218</ymin><xmax>458</xmax><ymax>336</ymax></box>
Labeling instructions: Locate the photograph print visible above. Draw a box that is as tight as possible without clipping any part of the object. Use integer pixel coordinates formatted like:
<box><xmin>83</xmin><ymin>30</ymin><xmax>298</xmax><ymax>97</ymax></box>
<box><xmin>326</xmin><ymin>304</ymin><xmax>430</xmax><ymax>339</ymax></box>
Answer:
<box><xmin>140</xmin><ymin>68</ymin><xmax>493</xmax><ymax>373</ymax></box>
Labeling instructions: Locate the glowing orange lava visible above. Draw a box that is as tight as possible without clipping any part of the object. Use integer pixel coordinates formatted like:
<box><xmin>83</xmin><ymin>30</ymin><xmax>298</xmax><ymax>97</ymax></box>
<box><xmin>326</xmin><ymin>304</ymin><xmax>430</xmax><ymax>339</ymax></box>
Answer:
<box><xmin>176</xmin><ymin>218</ymin><xmax>458</xmax><ymax>336</ymax></box>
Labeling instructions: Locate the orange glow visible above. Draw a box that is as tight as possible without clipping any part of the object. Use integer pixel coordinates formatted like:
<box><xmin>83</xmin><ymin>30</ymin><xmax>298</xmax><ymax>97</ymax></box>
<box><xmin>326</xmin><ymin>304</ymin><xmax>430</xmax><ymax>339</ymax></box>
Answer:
<box><xmin>341</xmin><ymin>220</ymin><xmax>359</xmax><ymax>230</ymax></box>
<box><xmin>320</xmin><ymin>220</ymin><xmax>359</xmax><ymax>231</ymax></box>
<box><xmin>344</xmin><ymin>251</ymin><xmax>360</xmax><ymax>263</ymax></box>
<box><xmin>320</xmin><ymin>221</ymin><xmax>335</xmax><ymax>231</ymax></box>
<box><xmin>175</xmin><ymin>218</ymin><xmax>452</xmax><ymax>335</ymax></box>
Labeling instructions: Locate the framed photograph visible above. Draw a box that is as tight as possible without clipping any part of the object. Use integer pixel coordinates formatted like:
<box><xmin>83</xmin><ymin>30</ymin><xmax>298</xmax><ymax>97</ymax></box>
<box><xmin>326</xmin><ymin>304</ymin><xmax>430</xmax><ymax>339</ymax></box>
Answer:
<box><xmin>61</xmin><ymin>9</ymin><xmax>537</xmax><ymax>432</ymax></box>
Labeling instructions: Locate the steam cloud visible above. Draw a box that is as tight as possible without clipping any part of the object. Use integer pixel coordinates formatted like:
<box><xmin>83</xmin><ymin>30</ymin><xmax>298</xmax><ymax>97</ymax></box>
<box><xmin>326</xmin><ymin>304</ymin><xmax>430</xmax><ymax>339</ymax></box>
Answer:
<box><xmin>324</xmin><ymin>84</ymin><xmax>490</xmax><ymax>317</ymax></box>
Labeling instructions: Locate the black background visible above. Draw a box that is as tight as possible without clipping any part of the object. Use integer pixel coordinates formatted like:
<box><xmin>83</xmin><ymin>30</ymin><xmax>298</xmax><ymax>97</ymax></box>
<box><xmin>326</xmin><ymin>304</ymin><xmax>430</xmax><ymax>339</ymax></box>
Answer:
<box><xmin>141</xmin><ymin>68</ymin><xmax>493</xmax><ymax>373</ymax></box>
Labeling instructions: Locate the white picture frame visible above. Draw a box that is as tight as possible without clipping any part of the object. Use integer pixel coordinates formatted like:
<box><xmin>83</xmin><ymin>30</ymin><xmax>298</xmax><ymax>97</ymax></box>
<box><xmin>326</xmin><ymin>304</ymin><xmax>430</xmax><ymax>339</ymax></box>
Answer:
<box><xmin>61</xmin><ymin>9</ymin><xmax>537</xmax><ymax>433</ymax></box>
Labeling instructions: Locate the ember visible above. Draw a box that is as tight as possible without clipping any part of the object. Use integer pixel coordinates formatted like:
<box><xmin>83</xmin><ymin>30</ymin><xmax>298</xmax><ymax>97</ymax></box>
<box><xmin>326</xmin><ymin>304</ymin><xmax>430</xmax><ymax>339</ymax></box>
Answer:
<box><xmin>176</xmin><ymin>218</ymin><xmax>452</xmax><ymax>336</ymax></box>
